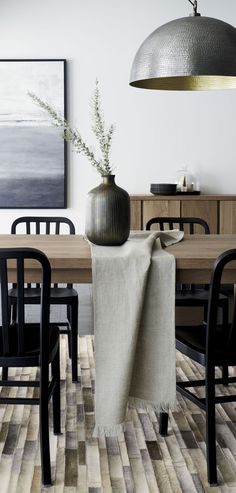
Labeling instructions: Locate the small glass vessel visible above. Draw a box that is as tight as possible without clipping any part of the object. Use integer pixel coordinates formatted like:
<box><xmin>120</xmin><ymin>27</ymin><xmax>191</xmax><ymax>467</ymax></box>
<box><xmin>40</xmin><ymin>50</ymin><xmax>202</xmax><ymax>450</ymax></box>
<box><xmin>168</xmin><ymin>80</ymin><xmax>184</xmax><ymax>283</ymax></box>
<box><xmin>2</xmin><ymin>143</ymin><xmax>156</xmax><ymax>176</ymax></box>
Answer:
<box><xmin>176</xmin><ymin>169</ymin><xmax>198</xmax><ymax>192</ymax></box>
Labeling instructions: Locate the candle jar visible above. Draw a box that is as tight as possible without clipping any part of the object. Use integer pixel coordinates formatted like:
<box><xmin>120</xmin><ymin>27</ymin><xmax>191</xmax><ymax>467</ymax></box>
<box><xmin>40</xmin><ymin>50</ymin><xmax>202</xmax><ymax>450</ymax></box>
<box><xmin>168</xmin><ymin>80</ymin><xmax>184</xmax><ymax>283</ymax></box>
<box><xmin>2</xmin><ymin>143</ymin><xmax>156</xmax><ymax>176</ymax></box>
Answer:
<box><xmin>176</xmin><ymin>169</ymin><xmax>198</xmax><ymax>193</ymax></box>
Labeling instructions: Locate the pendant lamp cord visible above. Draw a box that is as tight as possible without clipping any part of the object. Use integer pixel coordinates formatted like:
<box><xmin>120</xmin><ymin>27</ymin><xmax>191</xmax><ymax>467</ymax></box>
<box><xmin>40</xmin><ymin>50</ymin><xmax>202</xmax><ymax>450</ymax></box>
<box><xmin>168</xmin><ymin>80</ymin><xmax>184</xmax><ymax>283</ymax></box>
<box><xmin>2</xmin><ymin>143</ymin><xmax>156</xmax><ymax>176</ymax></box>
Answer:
<box><xmin>187</xmin><ymin>0</ymin><xmax>199</xmax><ymax>16</ymax></box>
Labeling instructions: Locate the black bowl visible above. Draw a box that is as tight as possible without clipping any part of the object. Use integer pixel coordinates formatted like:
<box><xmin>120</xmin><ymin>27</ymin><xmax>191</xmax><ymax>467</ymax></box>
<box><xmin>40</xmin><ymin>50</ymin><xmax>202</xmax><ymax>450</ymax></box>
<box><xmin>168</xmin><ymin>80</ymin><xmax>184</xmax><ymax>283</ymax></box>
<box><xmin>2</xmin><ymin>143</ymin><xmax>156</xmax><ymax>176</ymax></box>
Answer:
<box><xmin>150</xmin><ymin>183</ymin><xmax>177</xmax><ymax>195</ymax></box>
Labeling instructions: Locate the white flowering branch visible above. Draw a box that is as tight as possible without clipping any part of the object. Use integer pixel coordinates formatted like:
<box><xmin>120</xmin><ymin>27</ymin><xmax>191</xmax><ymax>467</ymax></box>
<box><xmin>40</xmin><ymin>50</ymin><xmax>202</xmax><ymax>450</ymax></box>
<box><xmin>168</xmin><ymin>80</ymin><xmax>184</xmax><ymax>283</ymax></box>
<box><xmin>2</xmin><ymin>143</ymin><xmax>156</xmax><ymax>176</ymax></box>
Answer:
<box><xmin>28</xmin><ymin>81</ymin><xmax>114</xmax><ymax>176</ymax></box>
<box><xmin>91</xmin><ymin>79</ymin><xmax>114</xmax><ymax>174</ymax></box>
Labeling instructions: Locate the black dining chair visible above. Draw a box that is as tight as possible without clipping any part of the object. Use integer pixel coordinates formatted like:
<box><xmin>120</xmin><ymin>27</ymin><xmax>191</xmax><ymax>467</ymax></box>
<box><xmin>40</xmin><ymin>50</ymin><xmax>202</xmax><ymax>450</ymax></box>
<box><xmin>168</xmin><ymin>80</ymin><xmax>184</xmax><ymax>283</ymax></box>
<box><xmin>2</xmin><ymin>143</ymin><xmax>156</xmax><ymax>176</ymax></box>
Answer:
<box><xmin>146</xmin><ymin>217</ymin><xmax>229</xmax><ymax>328</ymax></box>
<box><xmin>0</xmin><ymin>247</ymin><xmax>60</xmax><ymax>486</ymax></box>
<box><xmin>161</xmin><ymin>249</ymin><xmax>236</xmax><ymax>486</ymax></box>
<box><xmin>8</xmin><ymin>216</ymin><xmax>78</xmax><ymax>382</ymax></box>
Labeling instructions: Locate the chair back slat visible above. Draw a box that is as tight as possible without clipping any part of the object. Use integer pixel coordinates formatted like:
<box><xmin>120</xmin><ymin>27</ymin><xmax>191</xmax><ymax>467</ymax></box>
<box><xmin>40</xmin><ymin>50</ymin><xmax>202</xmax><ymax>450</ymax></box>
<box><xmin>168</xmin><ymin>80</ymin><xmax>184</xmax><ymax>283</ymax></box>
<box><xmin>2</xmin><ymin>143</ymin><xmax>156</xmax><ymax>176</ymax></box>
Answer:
<box><xmin>0</xmin><ymin>259</ymin><xmax>10</xmax><ymax>354</ymax></box>
<box><xmin>190</xmin><ymin>223</ymin><xmax>194</xmax><ymax>234</ymax></box>
<box><xmin>11</xmin><ymin>216</ymin><xmax>76</xmax><ymax>235</ymax></box>
<box><xmin>145</xmin><ymin>216</ymin><xmax>210</xmax><ymax>235</ymax></box>
<box><xmin>11</xmin><ymin>217</ymin><xmax>76</xmax><ymax>289</ymax></box>
<box><xmin>16</xmin><ymin>258</ymin><xmax>25</xmax><ymax>354</ymax></box>
<box><xmin>55</xmin><ymin>222</ymin><xmax>60</xmax><ymax>235</ymax></box>
<box><xmin>0</xmin><ymin>248</ymin><xmax>51</xmax><ymax>358</ymax></box>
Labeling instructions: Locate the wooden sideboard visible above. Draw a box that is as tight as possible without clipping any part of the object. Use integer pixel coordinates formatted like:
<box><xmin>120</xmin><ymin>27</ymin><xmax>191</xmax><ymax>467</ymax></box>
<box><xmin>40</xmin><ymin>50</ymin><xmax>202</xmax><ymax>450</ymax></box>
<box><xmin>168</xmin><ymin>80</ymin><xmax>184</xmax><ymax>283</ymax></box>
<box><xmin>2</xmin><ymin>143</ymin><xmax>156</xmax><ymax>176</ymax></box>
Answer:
<box><xmin>130</xmin><ymin>194</ymin><xmax>236</xmax><ymax>233</ymax></box>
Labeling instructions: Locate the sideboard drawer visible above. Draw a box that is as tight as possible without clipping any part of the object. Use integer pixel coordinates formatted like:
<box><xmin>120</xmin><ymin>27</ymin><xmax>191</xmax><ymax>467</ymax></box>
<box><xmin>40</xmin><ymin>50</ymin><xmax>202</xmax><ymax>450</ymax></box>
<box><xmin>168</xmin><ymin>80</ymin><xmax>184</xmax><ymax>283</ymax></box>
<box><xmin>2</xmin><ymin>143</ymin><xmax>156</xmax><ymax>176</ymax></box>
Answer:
<box><xmin>143</xmin><ymin>200</ymin><xmax>180</xmax><ymax>229</ymax></box>
<box><xmin>181</xmin><ymin>200</ymin><xmax>218</xmax><ymax>234</ymax></box>
<box><xmin>130</xmin><ymin>200</ymin><xmax>142</xmax><ymax>230</ymax></box>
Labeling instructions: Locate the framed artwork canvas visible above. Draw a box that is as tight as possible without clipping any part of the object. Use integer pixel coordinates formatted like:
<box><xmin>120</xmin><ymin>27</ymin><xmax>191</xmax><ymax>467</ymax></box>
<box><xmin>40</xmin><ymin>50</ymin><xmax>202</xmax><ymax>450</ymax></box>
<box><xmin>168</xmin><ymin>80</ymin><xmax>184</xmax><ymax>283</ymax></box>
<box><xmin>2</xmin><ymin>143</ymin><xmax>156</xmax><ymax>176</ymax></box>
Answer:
<box><xmin>0</xmin><ymin>59</ymin><xmax>67</xmax><ymax>208</ymax></box>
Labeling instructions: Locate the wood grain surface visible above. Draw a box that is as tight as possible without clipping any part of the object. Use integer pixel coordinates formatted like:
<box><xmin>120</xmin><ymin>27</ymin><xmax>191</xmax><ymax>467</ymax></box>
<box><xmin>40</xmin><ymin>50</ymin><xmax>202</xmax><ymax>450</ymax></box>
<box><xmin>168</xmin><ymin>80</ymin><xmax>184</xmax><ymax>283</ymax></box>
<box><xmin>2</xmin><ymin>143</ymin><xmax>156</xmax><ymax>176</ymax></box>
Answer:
<box><xmin>0</xmin><ymin>234</ymin><xmax>236</xmax><ymax>283</ymax></box>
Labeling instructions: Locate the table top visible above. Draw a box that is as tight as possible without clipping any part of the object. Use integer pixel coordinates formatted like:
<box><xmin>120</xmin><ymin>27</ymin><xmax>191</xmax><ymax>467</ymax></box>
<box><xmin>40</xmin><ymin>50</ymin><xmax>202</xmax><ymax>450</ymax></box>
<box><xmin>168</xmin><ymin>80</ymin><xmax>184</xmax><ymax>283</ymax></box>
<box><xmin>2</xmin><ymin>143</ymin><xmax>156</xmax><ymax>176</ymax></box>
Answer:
<box><xmin>0</xmin><ymin>234</ymin><xmax>236</xmax><ymax>283</ymax></box>
<box><xmin>0</xmin><ymin>234</ymin><xmax>90</xmax><ymax>267</ymax></box>
<box><xmin>167</xmin><ymin>234</ymin><xmax>236</xmax><ymax>282</ymax></box>
<box><xmin>0</xmin><ymin>235</ymin><xmax>91</xmax><ymax>282</ymax></box>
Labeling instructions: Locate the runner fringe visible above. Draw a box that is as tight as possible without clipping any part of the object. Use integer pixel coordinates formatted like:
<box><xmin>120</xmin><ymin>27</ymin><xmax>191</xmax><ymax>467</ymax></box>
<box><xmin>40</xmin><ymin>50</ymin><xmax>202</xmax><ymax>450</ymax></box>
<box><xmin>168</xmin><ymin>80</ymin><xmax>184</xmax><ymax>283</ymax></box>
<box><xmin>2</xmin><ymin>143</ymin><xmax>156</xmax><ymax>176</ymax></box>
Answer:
<box><xmin>93</xmin><ymin>397</ymin><xmax>177</xmax><ymax>437</ymax></box>
<box><xmin>93</xmin><ymin>422</ymin><xmax>126</xmax><ymax>437</ymax></box>
<box><xmin>128</xmin><ymin>396</ymin><xmax>176</xmax><ymax>413</ymax></box>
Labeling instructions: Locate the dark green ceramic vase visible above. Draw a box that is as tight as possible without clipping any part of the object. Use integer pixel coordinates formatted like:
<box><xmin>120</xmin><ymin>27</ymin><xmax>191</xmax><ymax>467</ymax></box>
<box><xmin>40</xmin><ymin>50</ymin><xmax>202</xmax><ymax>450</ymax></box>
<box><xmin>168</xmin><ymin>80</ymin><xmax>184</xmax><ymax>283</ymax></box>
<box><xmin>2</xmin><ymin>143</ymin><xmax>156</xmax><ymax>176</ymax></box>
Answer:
<box><xmin>85</xmin><ymin>175</ymin><xmax>130</xmax><ymax>246</ymax></box>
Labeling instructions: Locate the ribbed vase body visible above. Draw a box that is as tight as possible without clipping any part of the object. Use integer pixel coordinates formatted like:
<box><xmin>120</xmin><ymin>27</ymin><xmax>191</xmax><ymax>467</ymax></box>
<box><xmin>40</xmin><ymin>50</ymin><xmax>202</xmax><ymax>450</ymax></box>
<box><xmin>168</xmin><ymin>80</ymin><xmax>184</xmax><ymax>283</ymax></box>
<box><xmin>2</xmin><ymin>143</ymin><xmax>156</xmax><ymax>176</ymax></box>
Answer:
<box><xmin>85</xmin><ymin>175</ymin><xmax>130</xmax><ymax>246</ymax></box>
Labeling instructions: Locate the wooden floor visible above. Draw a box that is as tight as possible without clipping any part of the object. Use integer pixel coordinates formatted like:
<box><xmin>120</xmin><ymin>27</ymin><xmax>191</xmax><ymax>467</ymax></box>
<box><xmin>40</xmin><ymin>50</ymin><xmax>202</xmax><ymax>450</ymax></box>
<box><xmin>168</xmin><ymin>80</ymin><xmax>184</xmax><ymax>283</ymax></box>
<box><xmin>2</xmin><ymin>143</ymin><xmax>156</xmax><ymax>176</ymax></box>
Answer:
<box><xmin>0</xmin><ymin>334</ymin><xmax>236</xmax><ymax>492</ymax></box>
<box><xmin>0</xmin><ymin>291</ymin><xmax>236</xmax><ymax>492</ymax></box>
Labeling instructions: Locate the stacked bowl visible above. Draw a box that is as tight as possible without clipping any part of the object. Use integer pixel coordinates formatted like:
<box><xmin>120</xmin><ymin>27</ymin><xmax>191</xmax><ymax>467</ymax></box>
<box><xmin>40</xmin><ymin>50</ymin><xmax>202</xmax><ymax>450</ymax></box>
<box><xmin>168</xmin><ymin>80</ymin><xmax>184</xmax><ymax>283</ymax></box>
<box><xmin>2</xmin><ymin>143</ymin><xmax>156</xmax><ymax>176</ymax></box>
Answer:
<box><xmin>150</xmin><ymin>183</ymin><xmax>177</xmax><ymax>195</ymax></box>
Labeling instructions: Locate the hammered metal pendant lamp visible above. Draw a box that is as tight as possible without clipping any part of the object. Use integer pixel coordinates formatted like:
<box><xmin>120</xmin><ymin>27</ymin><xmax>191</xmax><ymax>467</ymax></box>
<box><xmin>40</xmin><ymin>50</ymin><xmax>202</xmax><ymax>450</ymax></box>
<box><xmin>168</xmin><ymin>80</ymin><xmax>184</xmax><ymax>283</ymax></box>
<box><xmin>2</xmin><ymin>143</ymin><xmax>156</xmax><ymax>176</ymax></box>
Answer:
<box><xmin>130</xmin><ymin>0</ymin><xmax>236</xmax><ymax>90</ymax></box>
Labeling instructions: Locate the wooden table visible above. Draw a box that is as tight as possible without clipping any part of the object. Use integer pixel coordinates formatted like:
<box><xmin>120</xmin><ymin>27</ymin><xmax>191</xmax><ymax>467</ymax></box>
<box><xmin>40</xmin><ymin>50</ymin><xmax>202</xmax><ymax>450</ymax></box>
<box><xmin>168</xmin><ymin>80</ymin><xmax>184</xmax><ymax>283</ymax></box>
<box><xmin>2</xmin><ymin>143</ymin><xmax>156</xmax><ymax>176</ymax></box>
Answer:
<box><xmin>1</xmin><ymin>234</ymin><xmax>236</xmax><ymax>283</ymax></box>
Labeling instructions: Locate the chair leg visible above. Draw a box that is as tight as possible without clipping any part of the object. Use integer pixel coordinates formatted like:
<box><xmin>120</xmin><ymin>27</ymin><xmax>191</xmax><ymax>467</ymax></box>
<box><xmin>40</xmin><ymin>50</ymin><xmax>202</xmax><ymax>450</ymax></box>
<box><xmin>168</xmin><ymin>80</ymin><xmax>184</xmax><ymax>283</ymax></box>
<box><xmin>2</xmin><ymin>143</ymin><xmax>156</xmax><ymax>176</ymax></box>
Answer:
<box><xmin>11</xmin><ymin>303</ymin><xmax>17</xmax><ymax>323</ymax></box>
<box><xmin>67</xmin><ymin>305</ymin><xmax>72</xmax><ymax>359</ymax></box>
<box><xmin>52</xmin><ymin>346</ymin><xmax>61</xmax><ymax>434</ymax></box>
<box><xmin>2</xmin><ymin>367</ymin><xmax>8</xmax><ymax>380</ymax></box>
<box><xmin>222</xmin><ymin>365</ymin><xmax>229</xmax><ymax>386</ymax></box>
<box><xmin>40</xmin><ymin>365</ymin><xmax>52</xmax><ymax>486</ymax></box>
<box><xmin>221</xmin><ymin>301</ymin><xmax>229</xmax><ymax>385</ymax></box>
<box><xmin>159</xmin><ymin>412</ymin><xmax>168</xmax><ymax>436</ymax></box>
<box><xmin>70</xmin><ymin>302</ymin><xmax>78</xmax><ymax>383</ymax></box>
<box><xmin>3</xmin><ymin>303</ymin><xmax>15</xmax><ymax>382</ymax></box>
<box><xmin>206</xmin><ymin>365</ymin><xmax>218</xmax><ymax>486</ymax></box>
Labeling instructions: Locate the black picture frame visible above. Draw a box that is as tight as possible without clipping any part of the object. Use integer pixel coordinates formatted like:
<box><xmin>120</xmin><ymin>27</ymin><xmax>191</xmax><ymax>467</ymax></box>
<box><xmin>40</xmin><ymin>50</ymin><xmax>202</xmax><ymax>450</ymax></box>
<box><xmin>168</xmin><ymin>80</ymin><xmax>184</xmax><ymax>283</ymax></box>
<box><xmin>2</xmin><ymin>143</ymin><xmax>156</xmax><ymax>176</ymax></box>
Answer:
<box><xmin>0</xmin><ymin>59</ymin><xmax>67</xmax><ymax>208</ymax></box>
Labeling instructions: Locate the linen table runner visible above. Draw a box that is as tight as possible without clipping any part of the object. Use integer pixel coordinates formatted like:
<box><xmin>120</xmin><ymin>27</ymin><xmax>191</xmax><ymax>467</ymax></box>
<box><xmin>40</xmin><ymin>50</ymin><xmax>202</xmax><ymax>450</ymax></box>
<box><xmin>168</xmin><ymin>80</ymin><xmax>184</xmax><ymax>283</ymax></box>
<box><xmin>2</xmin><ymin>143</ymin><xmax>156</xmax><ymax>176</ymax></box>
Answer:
<box><xmin>91</xmin><ymin>230</ymin><xmax>184</xmax><ymax>436</ymax></box>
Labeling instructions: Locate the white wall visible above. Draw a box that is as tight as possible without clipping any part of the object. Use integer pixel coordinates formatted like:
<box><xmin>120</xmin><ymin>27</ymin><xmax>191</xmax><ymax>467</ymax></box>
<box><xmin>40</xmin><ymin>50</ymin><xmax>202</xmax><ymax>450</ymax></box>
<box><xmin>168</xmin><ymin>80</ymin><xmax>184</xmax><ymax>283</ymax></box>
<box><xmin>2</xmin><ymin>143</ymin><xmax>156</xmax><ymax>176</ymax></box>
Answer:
<box><xmin>0</xmin><ymin>0</ymin><xmax>236</xmax><ymax>233</ymax></box>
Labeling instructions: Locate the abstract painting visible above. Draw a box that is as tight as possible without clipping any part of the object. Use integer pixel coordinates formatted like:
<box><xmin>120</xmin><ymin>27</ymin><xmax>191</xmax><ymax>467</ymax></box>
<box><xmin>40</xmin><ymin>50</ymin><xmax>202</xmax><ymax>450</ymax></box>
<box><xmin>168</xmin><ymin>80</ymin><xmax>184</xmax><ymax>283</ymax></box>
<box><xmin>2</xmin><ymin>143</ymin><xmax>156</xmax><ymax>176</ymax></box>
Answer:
<box><xmin>0</xmin><ymin>59</ymin><xmax>66</xmax><ymax>208</ymax></box>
